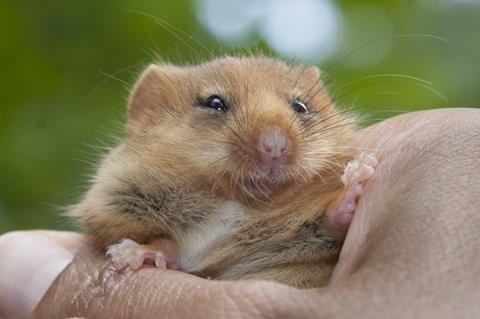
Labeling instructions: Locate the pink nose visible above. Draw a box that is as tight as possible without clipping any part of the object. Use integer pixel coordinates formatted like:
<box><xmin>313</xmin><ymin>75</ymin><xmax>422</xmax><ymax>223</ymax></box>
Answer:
<box><xmin>259</xmin><ymin>127</ymin><xmax>289</xmax><ymax>162</ymax></box>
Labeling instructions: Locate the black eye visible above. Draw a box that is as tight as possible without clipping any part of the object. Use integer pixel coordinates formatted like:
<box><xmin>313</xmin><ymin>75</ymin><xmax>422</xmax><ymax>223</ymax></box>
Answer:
<box><xmin>291</xmin><ymin>99</ymin><xmax>309</xmax><ymax>114</ymax></box>
<box><xmin>204</xmin><ymin>95</ymin><xmax>228</xmax><ymax>112</ymax></box>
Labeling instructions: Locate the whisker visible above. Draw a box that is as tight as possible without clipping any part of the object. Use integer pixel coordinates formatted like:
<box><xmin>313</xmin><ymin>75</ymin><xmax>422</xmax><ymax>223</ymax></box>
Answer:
<box><xmin>124</xmin><ymin>9</ymin><xmax>216</xmax><ymax>60</ymax></box>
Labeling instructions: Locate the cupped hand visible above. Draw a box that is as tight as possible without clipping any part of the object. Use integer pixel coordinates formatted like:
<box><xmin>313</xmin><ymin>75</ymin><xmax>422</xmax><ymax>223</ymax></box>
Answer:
<box><xmin>1</xmin><ymin>108</ymin><xmax>479</xmax><ymax>319</ymax></box>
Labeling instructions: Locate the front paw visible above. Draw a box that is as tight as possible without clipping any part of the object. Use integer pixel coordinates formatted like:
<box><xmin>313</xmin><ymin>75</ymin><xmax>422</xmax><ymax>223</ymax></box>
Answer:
<box><xmin>341</xmin><ymin>152</ymin><xmax>378</xmax><ymax>186</ymax></box>
<box><xmin>328</xmin><ymin>153</ymin><xmax>378</xmax><ymax>228</ymax></box>
<box><xmin>106</xmin><ymin>238</ymin><xmax>167</xmax><ymax>271</ymax></box>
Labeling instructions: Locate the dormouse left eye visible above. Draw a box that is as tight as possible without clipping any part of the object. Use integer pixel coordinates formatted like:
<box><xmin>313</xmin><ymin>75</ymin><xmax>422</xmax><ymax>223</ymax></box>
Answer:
<box><xmin>291</xmin><ymin>99</ymin><xmax>309</xmax><ymax>114</ymax></box>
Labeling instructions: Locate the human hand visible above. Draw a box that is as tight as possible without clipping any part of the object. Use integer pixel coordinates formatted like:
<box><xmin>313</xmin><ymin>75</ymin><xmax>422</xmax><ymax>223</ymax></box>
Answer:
<box><xmin>1</xmin><ymin>108</ymin><xmax>479</xmax><ymax>318</ymax></box>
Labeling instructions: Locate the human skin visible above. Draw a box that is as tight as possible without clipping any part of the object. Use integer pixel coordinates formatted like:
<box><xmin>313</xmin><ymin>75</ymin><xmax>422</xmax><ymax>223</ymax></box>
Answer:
<box><xmin>1</xmin><ymin>108</ymin><xmax>479</xmax><ymax>318</ymax></box>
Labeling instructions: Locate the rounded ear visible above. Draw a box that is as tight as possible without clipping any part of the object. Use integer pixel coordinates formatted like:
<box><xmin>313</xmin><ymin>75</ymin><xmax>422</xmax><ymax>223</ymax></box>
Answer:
<box><xmin>304</xmin><ymin>65</ymin><xmax>321</xmax><ymax>80</ymax></box>
<box><xmin>126</xmin><ymin>64</ymin><xmax>179</xmax><ymax>135</ymax></box>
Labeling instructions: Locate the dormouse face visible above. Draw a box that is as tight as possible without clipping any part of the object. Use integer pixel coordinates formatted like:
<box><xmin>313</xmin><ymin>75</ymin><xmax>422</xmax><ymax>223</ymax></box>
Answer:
<box><xmin>126</xmin><ymin>57</ymin><xmax>355</xmax><ymax>199</ymax></box>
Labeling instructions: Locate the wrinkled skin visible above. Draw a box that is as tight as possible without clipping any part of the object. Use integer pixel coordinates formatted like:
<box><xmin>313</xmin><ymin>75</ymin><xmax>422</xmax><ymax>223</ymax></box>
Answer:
<box><xmin>2</xmin><ymin>108</ymin><xmax>480</xmax><ymax>319</ymax></box>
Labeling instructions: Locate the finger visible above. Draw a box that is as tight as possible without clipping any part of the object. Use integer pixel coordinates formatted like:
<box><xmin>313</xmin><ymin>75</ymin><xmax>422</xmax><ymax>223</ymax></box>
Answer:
<box><xmin>29</xmin><ymin>233</ymin><xmax>300</xmax><ymax>319</ymax></box>
<box><xmin>334</xmin><ymin>108</ymin><xmax>480</xmax><ymax>282</ymax></box>
<box><xmin>323</xmin><ymin>108</ymin><xmax>480</xmax><ymax>317</ymax></box>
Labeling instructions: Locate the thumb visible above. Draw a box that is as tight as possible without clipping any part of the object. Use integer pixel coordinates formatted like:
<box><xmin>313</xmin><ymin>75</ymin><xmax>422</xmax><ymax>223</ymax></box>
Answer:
<box><xmin>0</xmin><ymin>231</ymin><xmax>77</xmax><ymax>319</ymax></box>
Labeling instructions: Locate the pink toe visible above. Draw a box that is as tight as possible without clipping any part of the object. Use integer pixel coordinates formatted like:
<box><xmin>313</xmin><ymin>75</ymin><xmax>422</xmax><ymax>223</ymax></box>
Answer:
<box><xmin>154</xmin><ymin>252</ymin><xmax>166</xmax><ymax>268</ymax></box>
<box><xmin>355</xmin><ymin>184</ymin><xmax>363</xmax><ymax>196</ymax></box>
<box><xmin>359</xmin><ymin>165</ymin><xmax>375</xmax><ymax>181</ymax></box>
<box><xmin>129</xmin><ymin>258</ymin><xmax>144</xmax><ymax>270</ymax></box>
<box><xmin>166</xmin><ymin>257</ymin><xmax>181</xmax><ymax>270</ymax></box>
<box><xmin>113</xmin><ymin>260</ymin><xmax>127</xmax><ymax>270</ymax></box>
<box><xmin>333</xmin><ymin>211</ymin><xmax>354</xmax><ymax>227</ymax></box>
<box><xmin>339</xmin><ymin>201</ymin><xmax>356</xmax><ymax>214</ymax></box>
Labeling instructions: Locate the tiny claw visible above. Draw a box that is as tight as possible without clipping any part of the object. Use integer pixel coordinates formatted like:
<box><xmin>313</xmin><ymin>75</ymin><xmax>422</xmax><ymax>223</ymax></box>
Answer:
<box><xmin>366</xmin><ymin>153</ymin><xmax>378</xmax><ymax>166</ymax></box>
<box><xmin>155</xmin><ymin>252</ymin><xmax>167</xmax><ymax>268</ymax></box>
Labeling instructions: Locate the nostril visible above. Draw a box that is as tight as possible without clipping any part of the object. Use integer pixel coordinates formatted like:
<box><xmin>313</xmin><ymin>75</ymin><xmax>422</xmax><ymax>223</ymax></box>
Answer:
<box><xmin>262</xmin><ymin>137</ymin><xmax>274</xmax><ymax>153</ymax></box>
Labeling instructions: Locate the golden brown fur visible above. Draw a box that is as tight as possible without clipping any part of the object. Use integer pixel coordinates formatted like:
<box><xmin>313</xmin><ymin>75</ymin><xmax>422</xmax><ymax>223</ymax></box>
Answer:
<box><xmin>71</xmin><ymin>56</ymin><xmax>357</xmax><ymax>288</ymax></box>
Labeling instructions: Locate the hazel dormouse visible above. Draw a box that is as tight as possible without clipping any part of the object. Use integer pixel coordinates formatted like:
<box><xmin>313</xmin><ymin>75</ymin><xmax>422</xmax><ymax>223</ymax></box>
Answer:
<box><xmin>71</xmin><ymin>56</ymin><xmax>377</xmax><ymax>288</ymax></box>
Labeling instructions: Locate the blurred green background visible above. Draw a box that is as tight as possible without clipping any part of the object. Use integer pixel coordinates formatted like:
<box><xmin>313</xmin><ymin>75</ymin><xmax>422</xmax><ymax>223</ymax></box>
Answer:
<box><xmin>1</xmin><ymin>0</ymin><xmax>479</xmax><ymax>233</ymax></box>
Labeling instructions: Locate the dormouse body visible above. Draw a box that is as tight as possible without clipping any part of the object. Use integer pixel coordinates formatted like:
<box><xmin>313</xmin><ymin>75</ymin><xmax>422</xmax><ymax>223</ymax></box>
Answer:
<box><xmin>71</xmin><ymin>56</ymin><xmax>376</xmax><ymax>288</ymax></box>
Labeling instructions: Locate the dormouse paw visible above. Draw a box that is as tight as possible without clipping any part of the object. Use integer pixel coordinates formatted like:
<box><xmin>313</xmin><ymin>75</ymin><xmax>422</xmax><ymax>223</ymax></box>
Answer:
<box><xmin>328</xmin><ymin>153</ymin><xmax>378</xmax><ymax>229</ymax></box>
<box><xmin>106</xmin><ymin>238</ymin><xmax>167</xmax><ymax>271</ymax></box>
<box><xmin>341</xmin><ymin>152</ymin><xmax>378</xmax><ymax>186</ymax></box>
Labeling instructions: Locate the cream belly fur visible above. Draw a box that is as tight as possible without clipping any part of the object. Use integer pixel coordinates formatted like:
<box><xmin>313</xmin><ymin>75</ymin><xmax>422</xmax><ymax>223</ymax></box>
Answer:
<box><xmin>178</xmin><ymin>201</ymin><xmax>246</xmax><ymax>272</ymax></box>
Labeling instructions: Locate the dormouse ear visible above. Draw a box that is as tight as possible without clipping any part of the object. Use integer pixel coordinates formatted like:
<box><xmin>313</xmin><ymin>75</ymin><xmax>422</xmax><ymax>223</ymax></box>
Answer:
<box><xmin>304</xmin><ymin>65</ymin><xmax>321</xmax><ymax>79</ymax></box>
<box><xmin>126</xmin><ymin>63</ymin><xmax>179</xmax><ymax>134</ymax></box>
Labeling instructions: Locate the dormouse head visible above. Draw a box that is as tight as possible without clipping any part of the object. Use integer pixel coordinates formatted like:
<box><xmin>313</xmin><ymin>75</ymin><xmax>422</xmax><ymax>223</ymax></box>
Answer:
<box><xmin>125</xmin><ymin>56</ymin><xmax>354</xmax><ymax>199</ymax></box>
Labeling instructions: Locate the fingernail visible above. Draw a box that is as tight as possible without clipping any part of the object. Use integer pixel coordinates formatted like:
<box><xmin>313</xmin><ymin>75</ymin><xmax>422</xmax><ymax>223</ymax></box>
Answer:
<box><xmin>0</xmin><ymin>232</ymin><xmax>74</xmax><ymax>319</ymax></box>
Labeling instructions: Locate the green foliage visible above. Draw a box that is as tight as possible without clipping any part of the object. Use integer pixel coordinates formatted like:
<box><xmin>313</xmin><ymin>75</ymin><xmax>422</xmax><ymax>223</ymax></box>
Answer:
<box><xmin>1</xmin><ymin>0</ymin><xmax>479</xmax><ymax>232</ymax></box>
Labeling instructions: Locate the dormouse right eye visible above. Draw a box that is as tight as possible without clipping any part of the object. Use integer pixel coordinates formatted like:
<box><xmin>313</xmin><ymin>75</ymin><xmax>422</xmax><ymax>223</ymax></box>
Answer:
<box><xmin>291</xmin><ymin>99</ymin><xmax>309</xmax><ymax>114</ymax></box>
<box><xmin>203</xmin><ymin>95</ymin><xmax>228</xmax><ymax>112</ymax></box>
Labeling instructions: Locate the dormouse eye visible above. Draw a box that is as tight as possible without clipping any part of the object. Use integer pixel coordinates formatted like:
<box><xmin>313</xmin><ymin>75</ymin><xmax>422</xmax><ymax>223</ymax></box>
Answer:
<box><xmin>204</xmin><ymin>95</ymin><xmax>228</xmax><ymax>112</ymax></box>
<box><xmin>291</xmin><ymin>99</ymin><xmax>309</xmax><ymax>114</ymax></box>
